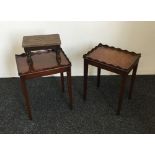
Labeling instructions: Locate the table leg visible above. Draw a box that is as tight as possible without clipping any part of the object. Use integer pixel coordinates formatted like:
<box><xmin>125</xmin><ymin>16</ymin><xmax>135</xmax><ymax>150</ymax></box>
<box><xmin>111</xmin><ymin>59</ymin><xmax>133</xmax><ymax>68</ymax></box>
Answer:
<box><xmin>67</xmin><ymin>67</ymin><xmax>73</xmax><ymax>109</ymax></box>
<box><xmin>25</xmin><ymin>49</ymin><xmax>33</xmax><ymax>69</ymax></box>
<box><xmin>128</xmin><ymin>64</ymin><xmax>138</xmax><ymax>99</ymax></box>
<box><xmin>97</xmin><ymin>67</ymin><xmax>101</xmax><ymax>87</ymax></box>
<box><xmin>20</xmin><ymin>77</ymin><xmax>32</xmax><ymax>120</ymax></box>
<box><xmin>117</xmin><ymin>75</ymin><xmax>127</xmax><ymax>115</ymax></box>
<box><xmin>56</xmin><ymin>48</ymin><xmax>61</xmax><ymax>65</ymax></box>
<box><xmin>60</xmin><ymin>72</ymin><xmax>65</xmax><ymax>92</ymax></box>
<box><xmin>83</xmin><ymin>60</ymin><xmax>88</xmax><ymax>100</ymax></box>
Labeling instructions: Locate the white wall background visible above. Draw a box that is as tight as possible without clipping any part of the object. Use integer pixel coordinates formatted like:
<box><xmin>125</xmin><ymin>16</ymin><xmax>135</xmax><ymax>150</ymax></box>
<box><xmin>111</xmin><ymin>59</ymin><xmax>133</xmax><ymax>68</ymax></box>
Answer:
<box><xmin>0</xmin><ymin>21</ymin><xmax>155</xmax><ymax>77</ymax></box>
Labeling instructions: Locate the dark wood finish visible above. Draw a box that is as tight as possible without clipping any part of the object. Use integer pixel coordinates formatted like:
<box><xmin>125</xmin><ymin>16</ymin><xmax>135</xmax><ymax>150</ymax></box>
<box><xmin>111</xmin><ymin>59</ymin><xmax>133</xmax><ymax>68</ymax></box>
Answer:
<box><xmin>83</xmin><ymin>59</ymin><xmax>88</xmax><ymax>100</ymax></box>
<box><xmin>16</xmin><ymin>50</ymin><xmax>70</xmax><ymax>75</ymax></box>
<box><xmin>83</xmin><ymin>43</ymin><xmax>140</xmax><ymax>73</ymax></box>
<box><xmin>117</xmin><ymin>75</ymin><xmax>127</xmax><ymax>115</ymax></box>
<box><xmin>97</xmin><ymin>67</ymin><xmax>101</xmax><ymax>87</ymax></box>
<box><xmin>67</xmin><ymin>68</ymin><xmax>73</xmax><ymax>109</ymax></box>
<box><xmin>15</xmin><ymin>34</ymin><xmax>73</xmax><ymax>120</ymax></box>
<box><xmin>83</xmin><ymin>43</ymin><xmax>141</xmax><ymax>114</ymax></box>
<box><xmin>128</xmin><ymin>63</ymin><xmax>138</xmax><ymax>99</ymax></box>
<box><xmin>60</xmin><ymin>72</ymin><xmax>65</xmax><ymax>92</ymax></box>
<box><xmin>22</xmin><ymin>34</ymin><xmax>61</xmax><ymax>48</ymax></box>
<box><xmin>22</xmin><ymin>34</ymin><xmax>62</xmax><ymax>65</ymax></box>
<box><xmin>20</xmin><ymin>77</ymin><xmax>32</xmax><ymax>120</ymax></box>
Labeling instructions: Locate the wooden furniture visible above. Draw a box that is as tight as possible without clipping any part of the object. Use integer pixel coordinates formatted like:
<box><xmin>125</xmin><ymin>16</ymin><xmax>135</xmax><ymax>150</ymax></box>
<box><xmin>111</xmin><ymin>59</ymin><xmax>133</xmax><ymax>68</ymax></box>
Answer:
<box><xmin>22</xmin><ymin>34</ymin><xmax>62</xmax><ymax>65</ymax></box>
<box><xmin>83</xmin><ymin>43</ymin><xmax>141</xmax><ymax>115</ymax></box>
<box><xmin>15</xmin><ymin>34</ymin><xmax>73</xmax><ymax>120</ymax></box>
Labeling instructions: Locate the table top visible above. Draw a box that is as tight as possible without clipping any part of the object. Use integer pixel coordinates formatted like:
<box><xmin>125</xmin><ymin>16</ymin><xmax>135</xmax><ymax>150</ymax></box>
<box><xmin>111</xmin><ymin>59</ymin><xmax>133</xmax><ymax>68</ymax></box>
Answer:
<box><xmin>15</xmin><ymin>50</ymin><xmax>70</xmax><ymax>75</ymax></box>
<box><xmin>22</xmin><ymin>34</ymin><xmax>61</xmax><ymax>48</ymax></box>
<box><xmin>84</xmin><ymin>43</ymin><xmax>141</xmax><ymax>71</ymax></box>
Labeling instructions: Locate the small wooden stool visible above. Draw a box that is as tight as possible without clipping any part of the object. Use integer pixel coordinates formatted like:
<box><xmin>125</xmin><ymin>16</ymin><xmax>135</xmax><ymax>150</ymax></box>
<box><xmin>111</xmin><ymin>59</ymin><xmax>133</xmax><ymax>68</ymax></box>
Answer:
<box><xmin>15</xmin><ymin>34</ymin><xmax>73</xmax><ymax>120</ymax></box>
<box><xmin>83</xmin><ymin>43</ymin><xmax>141</xmax><ymax>115</ymax></box>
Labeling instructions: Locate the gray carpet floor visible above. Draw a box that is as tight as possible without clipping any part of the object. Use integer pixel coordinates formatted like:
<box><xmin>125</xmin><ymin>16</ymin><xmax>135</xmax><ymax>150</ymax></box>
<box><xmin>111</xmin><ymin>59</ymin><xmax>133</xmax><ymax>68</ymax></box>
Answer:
<box><xmin>0</xmin><ymin>75</ymin><xmax>155</xmax><ymax>134</ymax></box>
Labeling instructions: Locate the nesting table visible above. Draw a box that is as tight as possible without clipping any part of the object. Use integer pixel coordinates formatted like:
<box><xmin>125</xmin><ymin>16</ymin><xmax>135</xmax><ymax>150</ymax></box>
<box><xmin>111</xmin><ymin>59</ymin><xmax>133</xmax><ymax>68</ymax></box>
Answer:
<box><xmin>15</xmin><ymin>34</ymin><xmax>73</xmax><ymax>120</ymax></box>
<box><xmin>83</xmin><ymin>43</ymin><xmax>141</xmax><ymax>114</ymax></box>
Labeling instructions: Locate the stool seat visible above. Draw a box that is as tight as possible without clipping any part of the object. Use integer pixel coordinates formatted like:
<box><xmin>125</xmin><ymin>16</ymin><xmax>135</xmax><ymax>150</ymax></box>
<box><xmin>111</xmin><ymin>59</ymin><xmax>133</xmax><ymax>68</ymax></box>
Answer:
<box><xmin>16</xmin><ymin>50</ymin><xmax>70</xmax><ymax>76</ymax></box>
<box><xmin>22</xmin><ymin>34</ymin><xmax>61</xmax><ymax>48</ymax></box>
<box><xmin>84</xmin><ymin>44</ymin><xmax>140</xmax><ymax>72</ymax></box>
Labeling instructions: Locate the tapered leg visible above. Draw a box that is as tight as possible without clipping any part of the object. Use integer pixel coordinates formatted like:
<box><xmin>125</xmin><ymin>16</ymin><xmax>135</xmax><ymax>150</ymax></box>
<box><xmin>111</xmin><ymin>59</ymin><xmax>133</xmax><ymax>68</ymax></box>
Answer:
<box><xmin>97</xmin><ymin>67</ymin><xmax>101</xmax><ymax>87</ymax></box>
<box><xmin>128</xmin><ymin>64</ymin><xmax>138</xmax><ymax>99</ymax></box>
<box><xmin>83</xmin><ymin>60</ymin><xmax>88</xmax><ymax>100</ymax></box>
<box><xmin>60</xmin><ymin>72</ymin><xmax>65</xmax><ymax>92</ymax></box>
<box><xmin>67</xmin><ymin>67</ymin><xmax>73</xmax><ymax>109</ymax></box>
<box><xmin>20</xmin><ymin>77</ymin><xmax>32</xmax><ymax>120</ymax></box>
<box><xmin>116</xmin><ymin>75</ymin><xmax>127</xmax><ymax>115</ymax></box>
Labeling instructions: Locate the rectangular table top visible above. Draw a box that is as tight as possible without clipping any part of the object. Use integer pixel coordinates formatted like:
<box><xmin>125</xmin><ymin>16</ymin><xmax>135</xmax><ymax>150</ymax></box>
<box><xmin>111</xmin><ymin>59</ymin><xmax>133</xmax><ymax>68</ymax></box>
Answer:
<box><xmin>22</xmin><ymin>34</ymin><xmax>61</xmax><ymax>48</ymax></box>
<box><xmin>84</xmin><ymin>44</ymin><xmax>141</xmax><ymax>72</ymax></box>
<box><xmin>15</xmin><ymin>50</ymin><xmax>70</xmax><ymax>75</ymax></box>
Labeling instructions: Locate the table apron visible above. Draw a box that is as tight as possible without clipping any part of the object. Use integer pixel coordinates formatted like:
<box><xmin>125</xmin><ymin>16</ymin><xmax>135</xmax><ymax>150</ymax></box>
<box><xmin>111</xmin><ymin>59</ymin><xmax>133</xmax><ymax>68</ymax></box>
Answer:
<box><xmin>85</xmin><ymin>59</ymin><xmax>129</xmax><ymax>75</ymax></box>
<box><xmin>20</xmin><ymin>66</ymin><xmax>70</xmax><ymax>80</ymax></box>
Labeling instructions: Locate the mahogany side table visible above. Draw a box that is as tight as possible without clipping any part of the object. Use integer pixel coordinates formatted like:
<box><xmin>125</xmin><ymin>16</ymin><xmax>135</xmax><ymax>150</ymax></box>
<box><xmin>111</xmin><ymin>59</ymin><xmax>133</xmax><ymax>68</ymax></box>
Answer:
<box><xmin>83</xmin><ymin>43</ymin><xmax>141</xmax><ymax>115</ymax></box>
<box><xmin>15</xmin><ymin>34</ymin><xmax>73</xmax><ymax>120</ymax></box>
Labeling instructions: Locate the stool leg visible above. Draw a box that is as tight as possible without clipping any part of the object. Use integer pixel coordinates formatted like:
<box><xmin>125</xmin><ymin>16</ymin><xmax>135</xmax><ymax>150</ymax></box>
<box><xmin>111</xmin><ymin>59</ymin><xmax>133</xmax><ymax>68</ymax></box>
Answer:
<box><xmin>117</xmin><ymin>75</ymin><xmax>127</xmax><ymax>115</ymax></box>
<box><xmin>60</xmin><ymin>72</ymin><xmax>65</xmax><ymax>92</ymax></box>
<box><xmin>20</xmin><ymin>77</ymin><xmax>32</xmax><ymax>120</ymax></box>
<box><xmin>128</xmin><ymin>64</ymin><xmax>138</xmax><ymax>99</ymax></box>
<box><xmin>67</xmin><ymin>67</ymin><xmax>73</xmax><ymax>109</ymax></box>
<box><xmin>83</xmin><ymin>60</ymin><xmax>88</xmax><ymax>100</ymax></box>
<box><xmin>97</xmin><ymin>67</ymin><xmax>101</xmax><ymax>87</ymax></box>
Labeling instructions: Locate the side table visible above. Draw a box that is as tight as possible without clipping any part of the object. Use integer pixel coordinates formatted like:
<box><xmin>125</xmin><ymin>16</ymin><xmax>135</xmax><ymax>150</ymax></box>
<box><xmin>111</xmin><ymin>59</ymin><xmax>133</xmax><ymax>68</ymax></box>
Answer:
<box><xmin>15</xmin><ymin>34</ymin><xmax>73</xmax><ymax>120</ymax></box>
<box><xmin>83</xmin><ymin>43</ymin><xmax>141</xmax><ymax>114</ymax></box>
